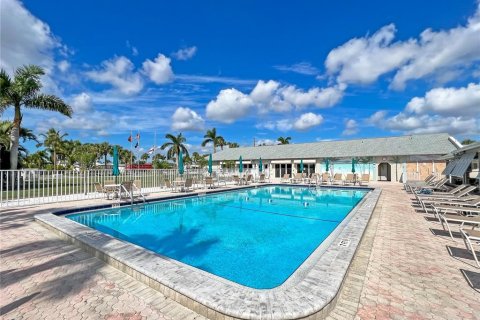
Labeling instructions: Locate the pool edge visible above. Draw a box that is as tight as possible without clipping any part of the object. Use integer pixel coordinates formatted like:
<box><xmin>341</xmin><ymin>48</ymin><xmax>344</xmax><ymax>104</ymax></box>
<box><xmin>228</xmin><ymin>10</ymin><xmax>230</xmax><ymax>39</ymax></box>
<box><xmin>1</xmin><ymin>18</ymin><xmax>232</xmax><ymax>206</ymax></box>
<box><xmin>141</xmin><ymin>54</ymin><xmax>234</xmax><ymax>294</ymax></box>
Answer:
<box><xmin>35</xmin><ymin>184</ymin><xmax>381</xmax><ymax>320</ymax></box>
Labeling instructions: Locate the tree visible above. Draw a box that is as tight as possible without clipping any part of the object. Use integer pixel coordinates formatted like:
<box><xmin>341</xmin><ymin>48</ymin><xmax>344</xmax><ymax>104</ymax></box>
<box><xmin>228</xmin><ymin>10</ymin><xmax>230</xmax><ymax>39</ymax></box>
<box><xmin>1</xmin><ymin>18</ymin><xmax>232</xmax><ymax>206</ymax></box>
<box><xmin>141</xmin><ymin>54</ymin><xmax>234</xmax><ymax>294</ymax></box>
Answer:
<box><xmin>461</xmin><ymin>139</ymin><xmax>476</xmax><ymax>145</ymax></box>
<box><xmin>202</xmin><ymin>128</ymin><xmax>225</xmax><ymax>153</ymax></box>
<box><xmin>277</xmin><ymin>136</ymin><xmax>291</xmax><ymax>145</ymax></box>
<box><xmin>39</xmin><ymin>128</ymin><xmax>68</xmax><ymax>170</ymax></box>
<box><xmin>22</xmin><ymin>150</ymin><xmax>49</xmax><ymax>169</ymax></box>
<box><xmin>0</xmin><ymin>65</ymin><xmax>72</xmax><ymax>169</ymax></box>
<box><xmin>61</xmin><ymin>139</ymin><xmax>82</xmax><ymax>169</ymax></box>
<box><xmin>96</xmin><ymin>142</ymin><xmax>112</xmax><ymax>168</ymax></box>
<box><xmin>192</xmin><ymin>152</ymin><xmax>208</xmax><ymax>168</ymax></box>
<box><xmin>0</xmin><ymin>120</ymin><xmax>39</xmax><ymax>168</ymax></box>
<box><xmin>151</xmin><ymin>153</ymin><xmax>171</xmax><ymax>169</ymax></box>
<box><xmin>73</xmin><ymin>144</ymin><xmax>97</xmax><ymax>170</ymax></box>
<box><xmin>228</xmin><ymin>142</ymin><xmax>239</xmax><ymax>148</ymax></box>
<box><xmin>160</xmin><ymin>133</ymin><xmax>189</xmax><ymax>168</ymax></box>
<box><xmin>139</xmin><ymin>153</ymin><xmax>150</xmax><ymax>165</ymax></box>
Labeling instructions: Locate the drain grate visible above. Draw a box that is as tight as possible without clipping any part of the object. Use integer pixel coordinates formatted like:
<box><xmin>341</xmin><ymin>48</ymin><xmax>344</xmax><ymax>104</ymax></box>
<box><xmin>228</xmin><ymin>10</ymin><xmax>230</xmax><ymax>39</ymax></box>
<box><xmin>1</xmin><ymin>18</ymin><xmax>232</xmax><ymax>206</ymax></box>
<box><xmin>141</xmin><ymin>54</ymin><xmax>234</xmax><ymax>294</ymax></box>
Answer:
<box><xmin>338</xmin><ymin>239</ymin><xmax>351</xmax><ymax>247</ymax></box>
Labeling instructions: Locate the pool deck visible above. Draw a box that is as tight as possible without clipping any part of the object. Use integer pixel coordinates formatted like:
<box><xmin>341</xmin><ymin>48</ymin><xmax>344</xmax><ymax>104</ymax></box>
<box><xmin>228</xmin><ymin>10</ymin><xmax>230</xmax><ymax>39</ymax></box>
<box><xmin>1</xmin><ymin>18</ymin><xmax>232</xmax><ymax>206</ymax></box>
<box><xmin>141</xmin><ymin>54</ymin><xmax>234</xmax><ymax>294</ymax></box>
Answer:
<box><xmin>1</xmin><ymin>182</ymin><xmax>479</xmax><ymax>319</ymax></box>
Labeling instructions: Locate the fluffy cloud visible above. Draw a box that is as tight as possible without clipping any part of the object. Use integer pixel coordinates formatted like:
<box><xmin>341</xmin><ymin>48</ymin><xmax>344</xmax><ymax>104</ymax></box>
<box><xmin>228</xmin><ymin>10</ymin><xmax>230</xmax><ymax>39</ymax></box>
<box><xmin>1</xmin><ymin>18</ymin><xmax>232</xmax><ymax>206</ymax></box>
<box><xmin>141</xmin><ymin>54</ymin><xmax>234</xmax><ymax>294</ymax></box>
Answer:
<box><xmin>257</xmin><ymin>113</ymin><xmax>323</xmax><ymax>131</ymax></box>
<box><xmin>172</xmin><ymin>46</ymin><xmax>197</xmax><ymax>60</ymax></box>
<box><xmin>326</xmin><ymin>4</ymin><xmax>480</xmax><ymax>89</ymax></box>
<box><xmin>274</xmin><ymin>62</ymin><xmax>319</xmax><ymax>75</ymax></box>
<box><xmin>0</xmin><ymin>0</ymin><xmax>59</xmax><ymax>73</ymax></box>
<box><xmin>293</xmin><ymin>113</ymin><xmax>324</xmax><ymax>130</ymax></box>
<box><xmin>326</xmin><ymin>24</ymin><xmax>416</xmax><ymax>85</ymax></box>
<box><xmin>207</xmin><ymin>80</ymin><xmax>344</xmax><ymax>123</ymax></box>
<box><xmin>142</xmin><ymin>54</ymin><xmax>174</xmax><ymax>84</ymax></box>
<box><xmin>342</xmin><ymin>119</ymin><xmax>359</xmax><ymax>135</ymax></box>
<box><xmin>86</xmin><ymin>56</ymin><xmax>144</xmax><ymax>95</ymax></box>
<box><xmin>206</xmin><ymin>88</ymin><xmax>254</xmax><ymax>123</ymax></box>
<box><xmin>70</xmin><ymin>92</ymin><xmax>92</xmax><ymax>113</ymax></box>
<box><xmin>405</xmin><ymin>82</ymin><xmax>480</xmax><ymax>116</ymax></box>
<box><xmin>367</xmin><ymin>82</ymin><xmax>480</xmax><ymax>135</ymax></box>
<box><xmin>171</xmin><ymin>107</ymin><xmax>205</xmax><ymax>131</ymax></box>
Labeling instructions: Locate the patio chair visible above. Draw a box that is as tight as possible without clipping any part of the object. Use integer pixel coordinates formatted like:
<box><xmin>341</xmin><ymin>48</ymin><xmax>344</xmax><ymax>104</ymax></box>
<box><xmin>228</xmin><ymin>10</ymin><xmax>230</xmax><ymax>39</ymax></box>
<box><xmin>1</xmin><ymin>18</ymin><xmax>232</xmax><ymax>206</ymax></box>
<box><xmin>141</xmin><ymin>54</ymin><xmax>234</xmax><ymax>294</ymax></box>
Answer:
<box><xmin>281</xmin><ymin>174</ymin><xmax>290</xmax><ymax>183</ymax></box>
<box><xmin>460</xmin><ymin>228</ymin><xmax>480</xmax><ymax>268</ymax></box>
<box><xmin>292</xmin><ymin>173</ymin><xmax>303</xmax><ymax>183</ymax></box>
<box><xmin>245</xmin><ymin>174</ymin><xmax>253</xmax><ymax>185</ymax></box>
<box><xmin>430</xmin><ymin>184</ymin><xmax>469</xmax><ymax>196</ymax></box>
<box><xmin>120</xmin><ymin>180</ymin><xmax>134</xmax><ymax>199</ymax></box>
<box><xmin>133</xmin><ymin>179</ymin><xmax>142</xmax><ymax>194</ymax></box>
<box><xmin>332</xmin><ymin>173</ymin><xmax>343</xmax><ymax>185</ymax></box>
<box><xmin>104</xmin><ymin>180</ymin><xmax>115</xmax><ymax>186</ymax></box>
<box><xmin>344</xmin><ymin>173</ymin><xmax>355</xmax><ymax>185</ymax></box>
<box><xmin>205</xmin><ymin>177</ymin><xmax>215</xmax><ymax>189</ymax></box>
<box><xmin>259</xmin><ymin>173</ymin><xmax>266</xmax><ymax>183</ymax></box>
<box><xmin>416</xmin><ymin>185</ymin><xmax>476</xmax><ymax>200</ymax></box>
<box><xmin>415</xmin><ymin>192</ymin><xmax>479</xmax><ymax>213</ymax></box>
<box><xmin>321</xmin><ymin>173</ymin><xmax>330</xmax><ymax>185</ymax></box>
<box><xmin>359</xmin><ymin>174</ymin><xmax>370</xmax><ymax>186</ymax></box>
<box><xmin>94</xmin><ymin>182</ymin><xmax>112</xmax><ymax>199</ymax></box>
<box><xmin>436</xmin><ymin>209</ymin><xmax>480</xmax><ymax>240</ymax></box>
<box><xmin>164</xmin><ymin>179</ymin><xmax>175</xmax><ymax>192</ymax></box>
<box><xmin>233</xmin><ymin>175</ymin><xmax>241</xmax><ymax>185</ymax></box>
<box><xmin>183</xmin><ymin>178</ymin><xmax>193</xmax><ymax>192</ymax></box>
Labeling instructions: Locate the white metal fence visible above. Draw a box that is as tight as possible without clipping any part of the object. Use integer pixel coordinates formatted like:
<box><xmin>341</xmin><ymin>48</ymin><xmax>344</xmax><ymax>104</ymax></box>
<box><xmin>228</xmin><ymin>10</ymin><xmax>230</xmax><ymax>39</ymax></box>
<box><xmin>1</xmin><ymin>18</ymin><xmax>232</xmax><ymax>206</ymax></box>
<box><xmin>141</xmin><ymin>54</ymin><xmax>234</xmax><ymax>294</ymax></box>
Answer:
<box><xmin>0</xmin><ymin>168</ymin><xmax>236</xmax><ymax>208</ymax></box>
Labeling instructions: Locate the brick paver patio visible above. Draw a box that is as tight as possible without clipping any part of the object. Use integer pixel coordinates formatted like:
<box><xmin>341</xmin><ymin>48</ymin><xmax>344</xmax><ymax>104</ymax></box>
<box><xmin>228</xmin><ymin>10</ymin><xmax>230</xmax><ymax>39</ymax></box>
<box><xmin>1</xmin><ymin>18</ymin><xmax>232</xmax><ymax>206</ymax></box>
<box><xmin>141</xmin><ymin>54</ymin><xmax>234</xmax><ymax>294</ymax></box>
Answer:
<box><xmin>1</xmin><ymin>183</ymin><xmax>479</xmax><ymax>319</ymax></box>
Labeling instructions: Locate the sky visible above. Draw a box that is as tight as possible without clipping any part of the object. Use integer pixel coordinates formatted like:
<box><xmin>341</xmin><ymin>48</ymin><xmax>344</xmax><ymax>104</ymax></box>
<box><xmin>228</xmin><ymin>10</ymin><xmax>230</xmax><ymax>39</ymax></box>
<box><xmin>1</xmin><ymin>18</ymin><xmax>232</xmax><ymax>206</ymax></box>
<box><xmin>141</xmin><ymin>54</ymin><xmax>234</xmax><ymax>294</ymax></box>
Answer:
<box><xmin>1</xmin><ymin>0</ymin><xmax>479</xmax><ymax>156</ymax></box>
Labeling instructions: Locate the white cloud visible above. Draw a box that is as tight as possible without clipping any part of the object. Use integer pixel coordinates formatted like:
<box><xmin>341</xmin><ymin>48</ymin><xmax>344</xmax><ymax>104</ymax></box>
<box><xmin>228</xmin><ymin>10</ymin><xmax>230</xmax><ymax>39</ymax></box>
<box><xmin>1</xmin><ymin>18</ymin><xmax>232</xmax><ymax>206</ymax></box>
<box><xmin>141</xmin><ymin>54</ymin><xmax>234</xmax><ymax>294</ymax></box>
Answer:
<box><xmin>171</xmin><ymin>107</ymin><xmax>205</xmax><ymax>131</ymax></box>
<box><xmin>405</xmin><ymin>82</ymin><xmax>480</xmax><ymax>116</ymax></box>
<box><xmin>58</xmin><ymin>60</ymin><xmax>70</xmax><ymax>72</ymax></box>
<box><xmin>70</xmin><ymin>92</ymin><xmax>92</xmax><ymax>113</ymax></box>
<box><xmin>274</xmin><ymin>62</ymin><xmax>319</xmax><ymax>75</ymax></box>
<box><xmin>206</xmin><ymin>80</ymin><xmax>345</xmax><ymax>123</ymax></box>
<box><xmin>325</xmin><ymin>4</ymin><xmax>480</xmax><ymax>89</ymax></box>
<box><xmin>172</xmin><ymin>46</ymin><xmax>197</xmax><ymax>60</ymax></box>
<box><xmin>175</xmin><ymin>74</ymin><xmax>256</xmax><ymax>85</ymax></box>
<box><xmin>342</xmin><ymin>119</ymin><xmax>359</xmax><ymax>135</ymax></box>
<box><xmin>256</xmin><ymin>113</ymin><xmax>323</xmax><ymax>131</ymax></box>
<box><xmin>367</xmin><ymin>83</ymin><xmax>480</xmax><ymax>135</ymax></box>
<box><xmin>142</xmin><ymin>54</ymin><xmax>174</xmax><ymax>84</ymax></box>
<box><xmin>0</xmin><ymin>0</ymin><xmax>59</xmax><ymax>74</ymax></box>
<box><xmin>86</xmin><ymin>56</ymin><xmax>144</xmax><ymax>95</ymax></box>
<box><xmin>205</xmin><ymin>88</ymin><xmax>254</xmax><ymax>123</ymax></box>
<box><xmin>126</xmin><ymin>41</ymin><xmax>138</xmax><ymax>56</ymax></box>
<box><xmin>293</xmin><ymin>113</ymin><xmax>324</xmax><ymax>130</ymax></box>
<box><xmin>256</xmin><ymin>139</ymin><xmax>278</xmax><ymax>146</ymax></box>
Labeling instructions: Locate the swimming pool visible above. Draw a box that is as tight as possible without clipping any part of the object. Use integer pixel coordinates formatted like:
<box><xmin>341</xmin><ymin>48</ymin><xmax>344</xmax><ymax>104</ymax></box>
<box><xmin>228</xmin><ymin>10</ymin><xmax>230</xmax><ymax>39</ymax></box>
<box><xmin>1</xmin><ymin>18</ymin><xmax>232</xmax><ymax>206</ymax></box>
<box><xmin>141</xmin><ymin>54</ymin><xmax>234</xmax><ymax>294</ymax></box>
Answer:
<box><xmin>67</xmin><ymin>186</ymin><xmax>367</xmax><ymax>289</ymax></box>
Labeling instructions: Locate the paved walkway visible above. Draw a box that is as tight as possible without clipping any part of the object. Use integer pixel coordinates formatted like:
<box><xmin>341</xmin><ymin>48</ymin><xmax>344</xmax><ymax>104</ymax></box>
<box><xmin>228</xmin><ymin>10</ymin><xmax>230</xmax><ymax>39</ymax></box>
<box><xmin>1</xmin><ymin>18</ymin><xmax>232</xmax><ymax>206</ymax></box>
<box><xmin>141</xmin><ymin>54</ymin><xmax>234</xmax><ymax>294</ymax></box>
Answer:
<box><xmin>1</xmin><ymin>183</ymin><xmax>479</xmax><ymax>319</ymax></box>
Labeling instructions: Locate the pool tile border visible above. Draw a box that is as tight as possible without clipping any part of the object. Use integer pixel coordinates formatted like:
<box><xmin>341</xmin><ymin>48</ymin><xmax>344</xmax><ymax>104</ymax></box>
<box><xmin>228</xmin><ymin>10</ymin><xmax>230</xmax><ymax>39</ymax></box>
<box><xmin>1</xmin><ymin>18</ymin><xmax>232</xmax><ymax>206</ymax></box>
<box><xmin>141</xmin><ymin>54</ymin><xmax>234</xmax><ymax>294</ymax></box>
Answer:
<box><xmin>35</xmin><ymin>184</ymin><xmax>381</xmax><ymax>320</ymax></box>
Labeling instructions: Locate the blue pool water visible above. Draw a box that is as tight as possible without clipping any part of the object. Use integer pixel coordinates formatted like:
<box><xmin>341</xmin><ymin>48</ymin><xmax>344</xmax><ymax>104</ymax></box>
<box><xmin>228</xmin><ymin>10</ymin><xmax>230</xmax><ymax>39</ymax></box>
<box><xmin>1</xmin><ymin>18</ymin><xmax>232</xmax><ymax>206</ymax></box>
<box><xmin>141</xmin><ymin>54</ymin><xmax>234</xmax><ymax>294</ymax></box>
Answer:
<box><xmin>67</xmin><ymin>186</ymin><xmax>367</xmax><ymax>289</ymax></box>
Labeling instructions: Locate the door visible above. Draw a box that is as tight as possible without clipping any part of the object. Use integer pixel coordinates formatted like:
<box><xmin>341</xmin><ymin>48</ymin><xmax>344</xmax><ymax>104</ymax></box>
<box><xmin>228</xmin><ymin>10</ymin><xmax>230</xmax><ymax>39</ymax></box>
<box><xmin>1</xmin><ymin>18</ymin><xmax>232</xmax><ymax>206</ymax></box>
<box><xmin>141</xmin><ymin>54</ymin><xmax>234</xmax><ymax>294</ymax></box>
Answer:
<box><xmin>378</xmin><ymin>163</ymin><xmax>391</xmax><ymax>181</ymax></box>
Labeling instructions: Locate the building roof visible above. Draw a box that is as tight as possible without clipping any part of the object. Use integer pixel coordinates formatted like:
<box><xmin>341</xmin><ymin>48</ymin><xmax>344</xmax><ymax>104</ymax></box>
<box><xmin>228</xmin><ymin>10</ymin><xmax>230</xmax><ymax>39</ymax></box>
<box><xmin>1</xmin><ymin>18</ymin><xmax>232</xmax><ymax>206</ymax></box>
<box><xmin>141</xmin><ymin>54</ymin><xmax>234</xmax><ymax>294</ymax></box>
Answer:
<box><xmin>437</xmin><ymin>141</ymin><xmax>480</xmax><ymax>160</ymax></box>
<box><xmin>212</xmin><ymin>133</ymin><xmax>458</xmax><ymax>161</ymax></box>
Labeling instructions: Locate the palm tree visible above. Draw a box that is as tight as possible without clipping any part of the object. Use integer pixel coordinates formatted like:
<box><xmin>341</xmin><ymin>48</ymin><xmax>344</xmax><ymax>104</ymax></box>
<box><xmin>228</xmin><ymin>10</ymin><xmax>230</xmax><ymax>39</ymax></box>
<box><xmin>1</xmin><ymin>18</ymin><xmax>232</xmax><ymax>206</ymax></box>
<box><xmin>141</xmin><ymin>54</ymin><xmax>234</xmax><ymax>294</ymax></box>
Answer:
<box><xmin>0</xmin><ymin>121</ymin><xmax>39</xmax><ymax>169</ymax></box>
<box><xmin>228</xmin><ymin>142</ymin><xmax>239</xmax><ymax>148</ymax></box>
<box><xmin>0</xmin><ymin>65</ymin><xmax>72</xmax><ymax>169</ymax></box>
<box><xmin>96</xmin><ymin>142</ymin><xmax>112</xmax><ymax>168</ymax></box>
<box><xmin>160</xmin><ymin>133</ymin><xmax>189</xmax><ymax>168</ymax></box>
<box><xmin>61</xmin><ymin>140</ymin><xmax>82</xmax><ymax>169</ymax></box>
<box><xmin>202</xmin><ymin>128</ymin><xmax>225</xmax><ymax>153</ymax></box>
<box><xmin>22</xmin><ymin>150</ymin><xmax>49</xmax><ymax>169</ymax></box>
<box><xmin>277</xmin><ymin>136</ymin><xmax>291</xmax><ymax>145</ymax></box>
<box><xmin>40</xmin><ymin>128</ymin><xmax>68</xmax><ymax>170</ymax></box>
<box><xmin>140</xmin><ymin>153</ymin><xmax>150</xmax><ymax>164</ymax></box>
<box><xmin>461</xmin><ymin>139</ymin><xmax>475</xmax><ymax>145</ymax></box>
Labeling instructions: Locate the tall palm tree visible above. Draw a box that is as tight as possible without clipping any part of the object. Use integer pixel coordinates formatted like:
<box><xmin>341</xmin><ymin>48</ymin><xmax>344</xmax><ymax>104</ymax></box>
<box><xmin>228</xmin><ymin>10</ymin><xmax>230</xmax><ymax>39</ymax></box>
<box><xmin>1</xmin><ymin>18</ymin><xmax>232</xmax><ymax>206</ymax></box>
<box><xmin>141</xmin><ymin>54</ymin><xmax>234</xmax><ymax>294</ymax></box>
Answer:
<box><xmin>96</xmin><ymin>142</ymin><xmax>112</xmax><ymax>168</ymax></box>
<box><xmin>160</xmin><ymin>133</ymin><xmax>189</xmax><ymax>168</ymax></box>
<box><xmin>22</xmin><ymin>150</ymin><xmax>49</xmax><ymax>169</ymax></box>
<box><xmin>202</xmin><ymin>128</ymin><xmax>225</xmax><ymax>153</ymax></box>
<box><xmin>277</xmin><ymin>136</ymin><xmax>291</xmax><ymax>145</ymax></box>
<box><xmin>40</xmin><ymin>128</ymin><xmax>68</xmax><ymax>170</ymax></box>
<box><xmin>0</xmin><ymin>65</ymin><xmax>72</xmax><ymax>169</ymax></box>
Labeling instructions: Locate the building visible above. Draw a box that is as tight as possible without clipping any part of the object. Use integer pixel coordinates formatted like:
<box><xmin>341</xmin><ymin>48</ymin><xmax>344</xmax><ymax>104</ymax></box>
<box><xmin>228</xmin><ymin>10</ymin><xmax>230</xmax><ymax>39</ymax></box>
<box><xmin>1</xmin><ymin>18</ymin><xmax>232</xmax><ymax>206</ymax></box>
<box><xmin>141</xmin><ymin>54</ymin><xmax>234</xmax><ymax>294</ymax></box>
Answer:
<box><xmin>439</xmin><ymin>142</ymin><xmax>480</xmax><ymax>185</ymax></box>
<box><xmin>211</xmin><ymin>133</ymin><xmax>460</xmax><ymax>182</ymax></box>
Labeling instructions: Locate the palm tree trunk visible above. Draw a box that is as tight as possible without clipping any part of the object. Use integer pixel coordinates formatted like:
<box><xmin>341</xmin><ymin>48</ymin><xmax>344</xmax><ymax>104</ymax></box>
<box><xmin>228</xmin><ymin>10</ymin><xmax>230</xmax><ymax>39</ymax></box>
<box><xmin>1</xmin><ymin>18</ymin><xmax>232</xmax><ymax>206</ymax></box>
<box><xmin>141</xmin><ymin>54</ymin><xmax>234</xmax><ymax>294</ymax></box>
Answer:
<box><xmin>104</xmin><ymin>154</ymin><xmax>107</xmax><ymax>168</ymax></box>
<box><xmin>9</xmin><ymin>105</ymin><xmax>21</xmax><ymax>169</ymax></box>
<box><xmin>53</xmin><ymin>148</ymin><xmax>56</xmax><ymax>170</ymax></box>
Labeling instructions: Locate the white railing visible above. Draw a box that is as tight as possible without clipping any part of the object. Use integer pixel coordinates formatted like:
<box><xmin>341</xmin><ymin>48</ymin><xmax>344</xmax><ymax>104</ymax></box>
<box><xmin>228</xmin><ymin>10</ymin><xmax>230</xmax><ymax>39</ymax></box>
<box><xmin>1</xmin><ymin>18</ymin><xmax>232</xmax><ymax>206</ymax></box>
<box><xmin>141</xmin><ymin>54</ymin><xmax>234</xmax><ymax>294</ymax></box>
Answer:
<box><xmin>0</xmin><ymin>168</ymin><xmax>237</xmax><ymax>208</ymax></box>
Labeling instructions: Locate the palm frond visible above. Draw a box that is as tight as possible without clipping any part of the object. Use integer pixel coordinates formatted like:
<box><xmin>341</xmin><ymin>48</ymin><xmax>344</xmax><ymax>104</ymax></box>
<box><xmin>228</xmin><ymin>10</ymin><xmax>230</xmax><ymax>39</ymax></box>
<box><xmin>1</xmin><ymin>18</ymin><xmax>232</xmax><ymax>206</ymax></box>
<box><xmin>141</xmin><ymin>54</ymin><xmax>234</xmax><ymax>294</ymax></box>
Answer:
<box><xmin>24</xmin><ymin>94</ymin><xmax>73</xmax><ymax>117</ymax></box>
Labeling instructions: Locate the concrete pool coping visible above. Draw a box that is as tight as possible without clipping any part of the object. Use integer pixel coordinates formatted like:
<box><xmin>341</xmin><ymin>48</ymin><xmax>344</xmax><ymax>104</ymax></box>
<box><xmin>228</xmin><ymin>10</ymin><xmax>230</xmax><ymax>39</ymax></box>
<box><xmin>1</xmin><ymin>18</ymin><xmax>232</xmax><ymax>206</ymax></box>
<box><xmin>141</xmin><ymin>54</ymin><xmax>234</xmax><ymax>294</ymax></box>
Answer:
<box><xmin>35</xmin><ymin>184</ymin><xmax>381</xmax><ymax>320</ymax></box>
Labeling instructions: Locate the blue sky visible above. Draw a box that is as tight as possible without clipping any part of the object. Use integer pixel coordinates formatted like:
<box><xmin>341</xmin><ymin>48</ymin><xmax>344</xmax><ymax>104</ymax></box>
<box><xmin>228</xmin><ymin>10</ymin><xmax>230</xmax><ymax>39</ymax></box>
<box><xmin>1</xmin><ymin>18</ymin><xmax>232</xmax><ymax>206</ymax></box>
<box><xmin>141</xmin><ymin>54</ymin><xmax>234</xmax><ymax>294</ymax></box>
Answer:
<box><xmin>1</xmin><ymin>0</ymin><xmax>479</xmax><ymax>155</ymax></box>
